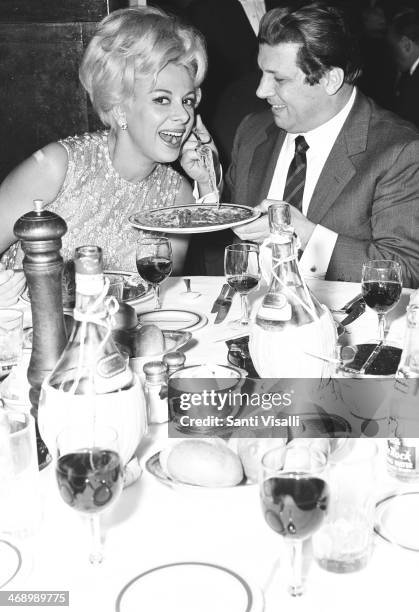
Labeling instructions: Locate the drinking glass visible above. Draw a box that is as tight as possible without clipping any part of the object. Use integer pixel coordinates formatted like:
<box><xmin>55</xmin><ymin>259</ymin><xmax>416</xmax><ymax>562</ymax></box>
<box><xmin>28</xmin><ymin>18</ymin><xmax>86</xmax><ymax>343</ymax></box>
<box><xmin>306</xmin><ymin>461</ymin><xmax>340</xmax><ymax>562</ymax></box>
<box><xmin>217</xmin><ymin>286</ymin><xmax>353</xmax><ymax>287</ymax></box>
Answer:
<box><xmin>136</xmin><ymin>237</ymin><xmax>173</xmax><ymax>309</ymax></box>
<box><xmin>55</xmin><ymin>426</ymin><xmax>123</xmax><ymax>566</ymax></box>
<box><xmin>260</xmin><ymin>445</ymin><xmax>329</xmax><ymax>597</ymax></box>
<box><xmin>224</xmin><ymin>243</ymin><xmax>261</xmax><ymax>327</ymax></box>
<box><xmin>0</xmin><ymin>309</ymin><xmax>24</xmax><ymax>381</ymax></box>
<box><xmin>361</xmin><ymin>259</ymin><xmax>402</xmax><ymax>342</ymax></box>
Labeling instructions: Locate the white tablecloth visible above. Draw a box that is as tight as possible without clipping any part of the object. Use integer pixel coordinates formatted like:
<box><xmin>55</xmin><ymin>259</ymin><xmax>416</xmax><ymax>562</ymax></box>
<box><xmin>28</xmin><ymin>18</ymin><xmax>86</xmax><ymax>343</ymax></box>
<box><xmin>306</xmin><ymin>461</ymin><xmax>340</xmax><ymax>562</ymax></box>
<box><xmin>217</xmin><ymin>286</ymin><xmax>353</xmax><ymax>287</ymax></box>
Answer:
<box><xmin>6</xmin><ymin>277</ymin><xmax>416</xmax><ymax>612</ymax></box>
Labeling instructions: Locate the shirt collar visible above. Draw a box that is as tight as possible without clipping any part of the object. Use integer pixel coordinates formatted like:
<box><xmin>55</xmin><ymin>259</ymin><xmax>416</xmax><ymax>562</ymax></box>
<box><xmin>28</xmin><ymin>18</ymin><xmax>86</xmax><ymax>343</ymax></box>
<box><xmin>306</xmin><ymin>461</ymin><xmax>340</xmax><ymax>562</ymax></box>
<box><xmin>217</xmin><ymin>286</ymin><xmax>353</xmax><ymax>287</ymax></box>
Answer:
<box><xmin>410</xmin><ymin>55</ymin><xmax>419</xmax><ymax>76</ymax></box>
<box><xmin>288</xmin><ymin>87</ymin><xmax>357</xmax><ymax>150</ymax></box>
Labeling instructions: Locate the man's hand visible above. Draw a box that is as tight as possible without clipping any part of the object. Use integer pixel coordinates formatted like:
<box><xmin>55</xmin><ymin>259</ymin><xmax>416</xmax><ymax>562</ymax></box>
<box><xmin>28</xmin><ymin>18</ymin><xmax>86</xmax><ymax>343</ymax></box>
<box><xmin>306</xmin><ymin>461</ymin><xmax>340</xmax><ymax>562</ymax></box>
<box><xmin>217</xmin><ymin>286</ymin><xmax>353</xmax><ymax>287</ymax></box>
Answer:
<box><xmin>234</xmin><ymin>199</ymin><xmax>316</xmax><ymax>248</ymax></box>
<box><xmin>180</xmin><ymin>115</ymin><xmax>220</xmax><ymax>195</ymax></box>
<box><xmin>0</xmin><ymin>266</ymin><xmax>26</xmax><ymax>306</ymax></box>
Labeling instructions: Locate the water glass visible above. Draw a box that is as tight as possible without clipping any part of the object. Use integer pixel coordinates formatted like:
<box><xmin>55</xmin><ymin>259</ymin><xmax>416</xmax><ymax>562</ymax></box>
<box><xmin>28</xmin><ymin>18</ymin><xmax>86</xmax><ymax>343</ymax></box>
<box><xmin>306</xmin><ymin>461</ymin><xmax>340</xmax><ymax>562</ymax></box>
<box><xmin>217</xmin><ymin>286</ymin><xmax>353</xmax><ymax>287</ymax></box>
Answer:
<box><xmin>313</xmin><ymin>440</ymin><xmax>377</xmax><ymax>573</ymax></box>
<box><xmin>0</xmin><ymin>309</ymin><xmax>23</xmax><ymax>381</ymax></box>
<box><xmin>0</xmin><ymin>409</ymin><xmax>42</xmax><ymax>538</ymax></box>
<box><xmin>105</xmin><ymin>274</ymin><xmax>125</xmax><ymax>301</ymax></box>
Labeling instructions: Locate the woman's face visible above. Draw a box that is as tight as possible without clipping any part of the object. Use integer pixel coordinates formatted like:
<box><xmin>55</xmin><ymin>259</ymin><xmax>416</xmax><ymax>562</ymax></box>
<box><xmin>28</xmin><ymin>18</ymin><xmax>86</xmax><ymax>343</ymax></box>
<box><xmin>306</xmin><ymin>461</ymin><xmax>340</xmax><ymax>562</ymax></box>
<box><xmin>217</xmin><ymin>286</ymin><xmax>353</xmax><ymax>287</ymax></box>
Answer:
<box><xmin>123</xmin><ymin>62</ymin><xmax>198</xmax><ymax>165</ymax></box>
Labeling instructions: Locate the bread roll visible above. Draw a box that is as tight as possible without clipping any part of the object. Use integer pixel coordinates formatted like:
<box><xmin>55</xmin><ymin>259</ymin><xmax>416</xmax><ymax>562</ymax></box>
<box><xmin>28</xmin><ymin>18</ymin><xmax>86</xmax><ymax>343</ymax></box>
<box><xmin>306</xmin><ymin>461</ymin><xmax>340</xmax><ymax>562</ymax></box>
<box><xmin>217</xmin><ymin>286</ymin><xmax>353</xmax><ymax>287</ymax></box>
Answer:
<box><xmin>166</xmin><ymin>439</ymin><xmax>244</xmax><ymax>487</ymax></box>
<box><xmin>133</xmin><ymin>324</ymin><xmax>165</xmax><ymax>357</ymax></box>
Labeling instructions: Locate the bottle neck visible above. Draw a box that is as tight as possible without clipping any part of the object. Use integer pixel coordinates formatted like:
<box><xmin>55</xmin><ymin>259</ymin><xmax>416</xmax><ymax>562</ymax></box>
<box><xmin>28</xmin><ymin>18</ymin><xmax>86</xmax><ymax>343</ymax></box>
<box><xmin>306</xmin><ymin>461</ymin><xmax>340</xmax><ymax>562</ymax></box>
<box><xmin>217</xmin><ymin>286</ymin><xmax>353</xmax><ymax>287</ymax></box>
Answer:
<box><xmin>74</xmin><ymin>272</ymin><xmax>107</xmax><ymax>317</ymax></box>
<box><xmin>270</xmin><ymin>238</ymin><xmax>304</xmax><ymax>288</ymax></box>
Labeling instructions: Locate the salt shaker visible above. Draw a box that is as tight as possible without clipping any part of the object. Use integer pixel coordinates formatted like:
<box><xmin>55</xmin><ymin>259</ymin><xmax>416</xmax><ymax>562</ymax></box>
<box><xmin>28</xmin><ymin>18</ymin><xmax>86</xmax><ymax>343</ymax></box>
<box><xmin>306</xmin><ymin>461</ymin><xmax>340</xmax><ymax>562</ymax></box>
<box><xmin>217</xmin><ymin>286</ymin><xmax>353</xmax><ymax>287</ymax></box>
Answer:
<box><xmin>143</xmin><ymin>361</ymin><xmax>168</xmax><ymax>424</ymax></box>
<box><xmin>163</xmin><ymin>351</ymin><xmax>186</xmax><ymax>376</ymax></box>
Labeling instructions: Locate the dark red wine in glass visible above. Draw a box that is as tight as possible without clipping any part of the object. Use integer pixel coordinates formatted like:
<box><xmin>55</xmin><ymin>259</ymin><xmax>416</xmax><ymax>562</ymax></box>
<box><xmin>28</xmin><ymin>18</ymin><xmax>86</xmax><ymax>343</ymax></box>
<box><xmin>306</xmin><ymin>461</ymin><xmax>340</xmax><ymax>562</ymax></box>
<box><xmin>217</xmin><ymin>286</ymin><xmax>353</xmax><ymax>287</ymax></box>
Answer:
<box><xmin>136</xmin><ymin>237</ymin><xmax>172</xmax><ymax>309</ymax></box>
<box><xmin>361</xmin><ymin>260</ymin><xmax>402</xmax><ymax>342</ymax></box>
<box><xmin>361</xmin><ymin>281</ymin><xmax>402</xmax><ymax>313</ymax></box>
<box><xmin>136</xmin><ymin>257</ymin><xmax>172</xmax><ymax>285</ymax></box>
<box><xmin>261</xmin><ymin>475</ymin><xmax>329</xmax><ymax>540</ymax></box>
<box><xmin>227</xmin><ymin>274</ymin><xmax>260</xmax><ymax>294</ymax></box>
<box><xmin>56</xmin><ymin>448</ymin><xmax>123</xmax><ymax>513</ymax></box>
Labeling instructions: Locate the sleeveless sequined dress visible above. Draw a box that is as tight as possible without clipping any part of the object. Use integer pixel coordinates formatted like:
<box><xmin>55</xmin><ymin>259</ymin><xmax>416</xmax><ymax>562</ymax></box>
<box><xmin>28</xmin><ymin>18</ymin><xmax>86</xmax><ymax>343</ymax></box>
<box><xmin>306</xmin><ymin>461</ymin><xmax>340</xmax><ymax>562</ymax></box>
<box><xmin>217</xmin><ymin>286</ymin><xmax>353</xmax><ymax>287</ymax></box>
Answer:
<box><xmin>2</xmin><ymin>131</ymin><xmax>183</xmax><ymax>271</ymax></box>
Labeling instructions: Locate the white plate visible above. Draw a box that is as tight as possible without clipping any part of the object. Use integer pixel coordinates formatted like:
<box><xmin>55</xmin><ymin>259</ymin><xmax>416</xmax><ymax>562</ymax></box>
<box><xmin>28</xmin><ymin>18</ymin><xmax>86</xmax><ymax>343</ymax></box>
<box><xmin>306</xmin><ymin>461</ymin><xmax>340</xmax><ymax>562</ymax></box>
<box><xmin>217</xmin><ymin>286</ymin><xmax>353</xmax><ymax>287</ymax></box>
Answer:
<box><xmin>375</xmin><ymin>491</ymin><xmax>419</xmax><ymax>552</ymax></box>
<box><xmin>115</xmin><ymin>561</ymin><xmax>264</xmax><ymax>612</ymax></box>
<box><xmin>137</xmin><ymin>309</ymin><xmax>207</xmax><ymax>332</ymax></box>
<box><xmin>145</xmin><ymin>450</ymin><xmax>252</xmax><ymax>492</ymax></box>
<box><xmin>129</xmin><ymin>204</ymin><xmax>260</xmax><ymax>234</ymax></box>
<box><xmin>20</xmin><ymin>271</ymin><xmax>153</xmax><ymax>309</ymax></box>
<box><xmin>104</xmin><ymin>270</ymin><xmax>153</xmax><ymax>306</ymax></box>
<box><xmin>0</xmin><ymin>539</ymin><xmax>23</xmax><ymax>589</ymax></box>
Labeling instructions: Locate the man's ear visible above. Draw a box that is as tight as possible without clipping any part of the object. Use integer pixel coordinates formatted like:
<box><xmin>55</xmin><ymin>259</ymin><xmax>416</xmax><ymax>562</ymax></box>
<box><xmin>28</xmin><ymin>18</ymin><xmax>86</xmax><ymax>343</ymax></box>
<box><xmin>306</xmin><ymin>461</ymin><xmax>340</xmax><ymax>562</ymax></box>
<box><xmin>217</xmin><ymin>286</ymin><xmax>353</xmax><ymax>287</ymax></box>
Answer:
<box><xmin>400</xmin><ymin>34</ymin><xmax>412</xmax><ymax>54</ymax></box>
<box><xmin>322</xmin><ymin>67</ymin><xmax>345</xmax><ymax>95</ymax></box>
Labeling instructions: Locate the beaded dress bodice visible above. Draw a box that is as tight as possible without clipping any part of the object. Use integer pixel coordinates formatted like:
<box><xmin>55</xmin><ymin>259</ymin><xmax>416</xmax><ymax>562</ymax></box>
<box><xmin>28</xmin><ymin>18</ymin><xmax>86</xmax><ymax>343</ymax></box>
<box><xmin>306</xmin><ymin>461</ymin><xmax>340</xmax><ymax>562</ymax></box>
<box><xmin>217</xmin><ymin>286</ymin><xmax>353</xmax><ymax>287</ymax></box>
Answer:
<box><xmin>3</xmin><ymin>131</ymin><xmax>182</xmax><ymax>271</ymax></box>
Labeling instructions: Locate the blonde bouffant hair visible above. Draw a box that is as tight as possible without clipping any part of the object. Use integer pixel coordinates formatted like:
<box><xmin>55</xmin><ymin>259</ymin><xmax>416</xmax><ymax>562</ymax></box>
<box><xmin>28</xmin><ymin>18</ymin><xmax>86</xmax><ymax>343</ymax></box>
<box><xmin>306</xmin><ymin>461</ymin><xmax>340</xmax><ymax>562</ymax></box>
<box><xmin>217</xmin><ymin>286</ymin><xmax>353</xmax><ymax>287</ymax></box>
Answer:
<box><xmin>79</xmin><ymin>6</ymin><xmax>207</xmax><ymax>128</ymax></box>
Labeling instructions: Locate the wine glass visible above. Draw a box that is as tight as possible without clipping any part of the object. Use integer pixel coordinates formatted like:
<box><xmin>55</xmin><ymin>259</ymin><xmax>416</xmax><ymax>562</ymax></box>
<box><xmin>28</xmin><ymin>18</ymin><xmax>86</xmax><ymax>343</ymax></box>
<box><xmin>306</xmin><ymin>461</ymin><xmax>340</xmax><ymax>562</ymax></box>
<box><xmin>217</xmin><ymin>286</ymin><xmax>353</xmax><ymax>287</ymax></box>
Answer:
<box><xmin>136</xmin><ymin>236</ymin><xmax>173</xmax><ymax>309</ymax></box>
<box><xmin>55</xmin><ymin>426</ymin><xmax>123</xmax><ymax>566</ymax></box>
<box><xmin>0</xmin><ymin>309</ymin><xmax>24</xmax><ymax>382</ymax></box>
<box><xmin>224</xmin><ymin>243</ymin><xmax>261</xmax><ymax>327</ymax></box>
<box><xmin>361</xmin><ymin>259</ymin><xmax>402</xmax><ymax>343</ymax></box>
<box><xmin>260</xmin><ymin>445</ymin><xmax>329</xmax><ymax>597</ymax></box>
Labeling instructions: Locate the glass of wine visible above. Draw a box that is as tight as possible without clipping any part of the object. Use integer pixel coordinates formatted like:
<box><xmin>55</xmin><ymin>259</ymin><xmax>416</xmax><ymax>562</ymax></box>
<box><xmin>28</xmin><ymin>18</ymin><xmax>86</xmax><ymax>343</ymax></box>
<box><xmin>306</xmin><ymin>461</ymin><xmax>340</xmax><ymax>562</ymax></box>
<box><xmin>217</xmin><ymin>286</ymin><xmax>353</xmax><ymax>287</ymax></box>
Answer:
<box><xmin>224</xmin><ymin>243</ymin><xmax>261</xmax><ymax>327</ymax></box>
<box><xmin>136</xmin><ymin>236</ymin><xmax>173</xmax><ymax>309</ymax></box>
<box><xmin>260</xmin><ymin>445</ymin><xmax>329</xmax><ymax>597</ymax></box>
<box><xmin>55</xmin><ymin>425</ymin><xmax>123</xmax><ymax>566</ymax></box>
<box><xmin>361</xmin><ymin>259</ymin><xmax>402</xmax><ymax>342</ymax></box>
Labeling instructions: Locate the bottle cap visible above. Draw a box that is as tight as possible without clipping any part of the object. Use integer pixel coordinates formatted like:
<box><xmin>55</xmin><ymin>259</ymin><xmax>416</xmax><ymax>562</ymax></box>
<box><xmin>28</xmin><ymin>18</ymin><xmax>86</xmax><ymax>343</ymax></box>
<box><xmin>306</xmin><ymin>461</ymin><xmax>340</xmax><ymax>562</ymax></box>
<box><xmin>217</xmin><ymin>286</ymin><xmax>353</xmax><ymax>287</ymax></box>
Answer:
<box><xmin>143</xmin><ymin>360</ymin><xmax>167</xmax><ymax>383</ymax></box>
<box><xmin>163</xmin><ymin>351</ymin><xmax>186</xmax><ymax>374</ymax></box>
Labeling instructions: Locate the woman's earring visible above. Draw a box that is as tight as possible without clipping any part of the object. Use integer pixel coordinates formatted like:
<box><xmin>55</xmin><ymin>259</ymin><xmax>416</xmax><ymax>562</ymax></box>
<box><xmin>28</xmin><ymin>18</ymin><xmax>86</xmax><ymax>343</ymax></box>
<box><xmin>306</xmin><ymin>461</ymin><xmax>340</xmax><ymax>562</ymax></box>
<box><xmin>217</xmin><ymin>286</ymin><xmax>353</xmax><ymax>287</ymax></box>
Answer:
<box><xmin>119</xmin><ymin>115</ymin><xmax>128</xmax><ymax>131</ymax></box>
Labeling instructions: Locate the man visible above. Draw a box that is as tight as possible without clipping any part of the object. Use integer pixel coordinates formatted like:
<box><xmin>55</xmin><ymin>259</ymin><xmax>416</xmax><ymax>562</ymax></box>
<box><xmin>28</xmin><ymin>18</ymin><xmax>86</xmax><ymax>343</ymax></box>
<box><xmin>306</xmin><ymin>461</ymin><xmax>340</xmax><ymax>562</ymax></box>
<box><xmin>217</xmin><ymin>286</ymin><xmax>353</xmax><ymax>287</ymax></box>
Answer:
<box><xmin>388</xmin><ymin>9</ymin><xmax>419</xmax><ymax>128</ymax></box>
<box><xmin>232</xmin><ymin>2</ymin><xmax>419</xmax><ymax>287</ymax></box>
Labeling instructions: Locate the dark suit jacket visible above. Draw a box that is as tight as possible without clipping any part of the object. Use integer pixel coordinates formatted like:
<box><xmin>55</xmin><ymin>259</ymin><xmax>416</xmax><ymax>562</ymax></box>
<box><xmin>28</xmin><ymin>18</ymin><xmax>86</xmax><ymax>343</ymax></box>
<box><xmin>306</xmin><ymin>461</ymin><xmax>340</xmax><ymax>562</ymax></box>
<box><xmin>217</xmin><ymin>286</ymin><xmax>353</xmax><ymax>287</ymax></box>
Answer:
<box><xmin>226</xmin><ymin>90</ymin><xmax>419</xmax><ymax>288</ymax></box>
<box><xmin>396</xmin><ymin>65</ymin><xmax>419</xmax><ymax>128</ymax></box>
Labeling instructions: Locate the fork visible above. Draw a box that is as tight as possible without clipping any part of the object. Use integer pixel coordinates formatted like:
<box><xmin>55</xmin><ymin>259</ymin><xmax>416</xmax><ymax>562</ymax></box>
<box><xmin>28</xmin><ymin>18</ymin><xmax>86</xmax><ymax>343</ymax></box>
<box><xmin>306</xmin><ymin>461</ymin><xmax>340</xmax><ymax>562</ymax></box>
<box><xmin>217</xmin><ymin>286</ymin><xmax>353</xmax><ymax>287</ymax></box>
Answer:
<box><xmin>193</xmin><ymin>129</ymin><xmax>220</xmax><ymax>208</ymax></box>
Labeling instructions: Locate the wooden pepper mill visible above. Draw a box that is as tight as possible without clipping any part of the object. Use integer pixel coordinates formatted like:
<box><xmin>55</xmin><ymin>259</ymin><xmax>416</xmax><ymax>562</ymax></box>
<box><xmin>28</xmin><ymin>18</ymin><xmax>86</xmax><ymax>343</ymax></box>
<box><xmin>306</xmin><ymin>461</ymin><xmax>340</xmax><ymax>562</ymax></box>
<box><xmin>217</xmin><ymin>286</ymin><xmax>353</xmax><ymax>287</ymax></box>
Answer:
<box><xmin>13</xmin><ymin>200</ymin><xmax>68</xmax><ymax>469</ymax></box>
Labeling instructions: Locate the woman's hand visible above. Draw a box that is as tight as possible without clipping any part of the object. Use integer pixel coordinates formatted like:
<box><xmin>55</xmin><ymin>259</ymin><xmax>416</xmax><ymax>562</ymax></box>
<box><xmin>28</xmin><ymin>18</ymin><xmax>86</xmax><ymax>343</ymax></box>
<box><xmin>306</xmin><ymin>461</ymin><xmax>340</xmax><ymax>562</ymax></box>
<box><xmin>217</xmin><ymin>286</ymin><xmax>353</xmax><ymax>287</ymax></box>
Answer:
<box><xmin>0</xmin><ymin>266</ymin><xmax>26</xmax><ymax>306</ymax></box>
<box><xmin>180</xmin><ymin>115</ymin><xmax>220</xmax><ymax>196</ymax></box>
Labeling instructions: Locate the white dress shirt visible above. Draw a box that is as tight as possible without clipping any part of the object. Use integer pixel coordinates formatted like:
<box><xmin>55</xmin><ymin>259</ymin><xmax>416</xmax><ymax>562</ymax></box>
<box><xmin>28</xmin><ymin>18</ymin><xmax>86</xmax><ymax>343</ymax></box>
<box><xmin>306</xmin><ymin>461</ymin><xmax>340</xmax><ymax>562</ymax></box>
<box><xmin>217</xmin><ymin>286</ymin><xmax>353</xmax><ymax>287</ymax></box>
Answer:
<box><xmin>267</xmin><ymin>87</ymin><xmax>357</xmax><ymax>279</ymax></box>
<box><xmin>238</xmin><ymin>0</ymin><xmax>266</xmax><ymax>35</ymax></box>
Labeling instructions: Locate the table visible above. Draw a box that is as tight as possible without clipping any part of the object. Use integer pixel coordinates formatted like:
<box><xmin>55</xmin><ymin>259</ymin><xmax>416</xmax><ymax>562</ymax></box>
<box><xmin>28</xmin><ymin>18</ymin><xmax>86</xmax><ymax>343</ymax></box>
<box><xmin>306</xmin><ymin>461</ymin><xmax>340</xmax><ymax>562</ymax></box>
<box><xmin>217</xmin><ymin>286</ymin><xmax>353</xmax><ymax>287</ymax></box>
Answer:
<box><xmin>5</xmin><ymin>277</ymin><xmax>417</xmax><ymax>612</ymax></box>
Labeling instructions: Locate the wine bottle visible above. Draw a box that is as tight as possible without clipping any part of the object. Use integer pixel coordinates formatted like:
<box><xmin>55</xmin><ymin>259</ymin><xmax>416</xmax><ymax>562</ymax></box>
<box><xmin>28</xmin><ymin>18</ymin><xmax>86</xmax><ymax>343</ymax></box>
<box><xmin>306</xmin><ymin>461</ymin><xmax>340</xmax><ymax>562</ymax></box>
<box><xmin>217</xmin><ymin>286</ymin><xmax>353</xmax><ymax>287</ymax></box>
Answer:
<box><xmin>386</xmin><ymin>290</ymin><xmax>419</xmax><ymax>481</ymax></box>
<box><xmin>38</xmin><ymin>246</ymin><xmax>147</xmax><ymax>465</ymax></box>
<box><xmin>249</xmin><ymin>204</ymin><xmax>337</xmax><ymax>378</ymax></box>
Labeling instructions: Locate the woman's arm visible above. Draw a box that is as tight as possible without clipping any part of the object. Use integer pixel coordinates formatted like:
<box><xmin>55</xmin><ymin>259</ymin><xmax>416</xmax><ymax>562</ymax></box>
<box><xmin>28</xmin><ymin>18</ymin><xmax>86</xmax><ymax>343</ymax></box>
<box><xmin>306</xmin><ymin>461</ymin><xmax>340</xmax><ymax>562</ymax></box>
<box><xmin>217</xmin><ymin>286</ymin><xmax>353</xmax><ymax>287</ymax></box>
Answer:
<box><xmin>169</xmin><ymin>177</ymin><xmax>193</xmax><ymax>275</ymax></box>
<box><xmin>0</xmin><ymin>142</ymin><xmax>69</xmax><ymax>254</ymax></box>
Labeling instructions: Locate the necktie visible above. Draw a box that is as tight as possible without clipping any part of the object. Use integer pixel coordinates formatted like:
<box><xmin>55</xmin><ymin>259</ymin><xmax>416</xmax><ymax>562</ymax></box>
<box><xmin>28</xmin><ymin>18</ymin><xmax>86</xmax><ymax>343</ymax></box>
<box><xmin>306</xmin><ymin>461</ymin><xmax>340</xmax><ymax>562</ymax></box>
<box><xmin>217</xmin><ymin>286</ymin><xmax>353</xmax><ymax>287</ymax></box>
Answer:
<box><xmin>283</xmin><ymin>135</ymin><xmax>309</xmax><ymax>212</ymax></box>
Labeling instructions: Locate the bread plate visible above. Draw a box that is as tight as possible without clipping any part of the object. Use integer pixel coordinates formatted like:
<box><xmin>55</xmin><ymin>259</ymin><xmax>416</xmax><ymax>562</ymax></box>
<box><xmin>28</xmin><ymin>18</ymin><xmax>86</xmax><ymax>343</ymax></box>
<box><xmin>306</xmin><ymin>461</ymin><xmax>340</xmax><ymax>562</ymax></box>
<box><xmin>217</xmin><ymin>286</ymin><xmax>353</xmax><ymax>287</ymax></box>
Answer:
<box><xmin>145</xmin><ymin>450</ymin><xmax>254</xmax><ymax>492</ymax></box>
<box><xmin>129</xmin><ymin>203</ymin><xmax>260</xmax><ymax>234</ymax></box>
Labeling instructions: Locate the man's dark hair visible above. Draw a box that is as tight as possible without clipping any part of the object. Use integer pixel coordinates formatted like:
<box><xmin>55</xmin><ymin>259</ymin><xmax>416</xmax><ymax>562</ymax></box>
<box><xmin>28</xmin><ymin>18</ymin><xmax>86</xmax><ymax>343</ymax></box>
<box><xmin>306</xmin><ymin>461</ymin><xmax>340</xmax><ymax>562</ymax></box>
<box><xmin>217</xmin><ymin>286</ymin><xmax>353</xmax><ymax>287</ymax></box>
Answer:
<box><xmin>391</xmin><ymin>9</ymin><xmax>419</xmax><ymax>45</ymax></box>
<box><xmin>258</xmin><ymin>1</ymin><xmax>362</xmax><ymax>85</ymax></box>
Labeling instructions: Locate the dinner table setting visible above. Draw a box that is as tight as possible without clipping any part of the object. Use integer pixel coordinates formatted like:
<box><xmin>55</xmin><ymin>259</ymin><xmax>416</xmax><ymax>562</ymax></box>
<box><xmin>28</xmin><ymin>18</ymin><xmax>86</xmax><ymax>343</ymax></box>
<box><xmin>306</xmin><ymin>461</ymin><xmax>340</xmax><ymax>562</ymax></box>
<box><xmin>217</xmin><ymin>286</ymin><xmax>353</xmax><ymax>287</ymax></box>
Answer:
<box><xmin>1</xmin><ymin>266</ymin><xmax>419</xmax><ymax>612</ymax></box>
<box><xmin>1</xmin><ymin>200</ymin><xmax>419</xmax><ymax>612</ymax></box>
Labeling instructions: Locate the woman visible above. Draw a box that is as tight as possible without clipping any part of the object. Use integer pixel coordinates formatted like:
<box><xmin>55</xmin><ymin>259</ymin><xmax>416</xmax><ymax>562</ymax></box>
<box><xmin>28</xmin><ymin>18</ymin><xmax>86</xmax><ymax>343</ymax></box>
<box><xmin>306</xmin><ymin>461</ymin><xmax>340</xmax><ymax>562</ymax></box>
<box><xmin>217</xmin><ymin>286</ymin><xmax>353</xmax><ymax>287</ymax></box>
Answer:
<box><xmin>0</xmin><ymin>6</ymin><xmax>214</xmax><ymax>302</ymax></box>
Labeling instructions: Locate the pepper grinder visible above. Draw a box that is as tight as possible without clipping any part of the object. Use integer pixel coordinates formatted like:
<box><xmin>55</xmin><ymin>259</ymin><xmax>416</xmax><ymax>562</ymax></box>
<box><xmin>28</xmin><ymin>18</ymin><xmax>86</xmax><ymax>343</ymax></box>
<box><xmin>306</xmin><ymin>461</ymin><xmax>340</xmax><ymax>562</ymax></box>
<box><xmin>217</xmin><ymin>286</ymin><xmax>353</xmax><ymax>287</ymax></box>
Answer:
<box><xmin>13</xmin><ymin>200</ymin><xmax>68</xmax><ymax>469</ymax></box>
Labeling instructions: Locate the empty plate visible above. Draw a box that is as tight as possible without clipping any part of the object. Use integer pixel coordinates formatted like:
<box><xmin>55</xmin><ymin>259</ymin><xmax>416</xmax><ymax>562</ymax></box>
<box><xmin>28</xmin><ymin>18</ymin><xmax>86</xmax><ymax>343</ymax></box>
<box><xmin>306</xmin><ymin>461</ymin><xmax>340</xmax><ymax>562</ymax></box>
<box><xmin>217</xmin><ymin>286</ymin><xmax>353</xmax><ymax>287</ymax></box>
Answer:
<box><xmin>137</xmin><ymin>309</ymin><xmax>207</xmax><ymax>332</ymax></box>
<box><xmin>375</xmin><ymin>491</ymin><xmax>419</xmax><ymax>552</ymax></box>
<box><xmin>115</xmin><ymin>561</ymin><xmax>263</xmax><ymax>612</ymax></box>
<box><xmin>0</xmin><ymin>539</ymin><xmax>23</xmax><ymax>589</ymax></box>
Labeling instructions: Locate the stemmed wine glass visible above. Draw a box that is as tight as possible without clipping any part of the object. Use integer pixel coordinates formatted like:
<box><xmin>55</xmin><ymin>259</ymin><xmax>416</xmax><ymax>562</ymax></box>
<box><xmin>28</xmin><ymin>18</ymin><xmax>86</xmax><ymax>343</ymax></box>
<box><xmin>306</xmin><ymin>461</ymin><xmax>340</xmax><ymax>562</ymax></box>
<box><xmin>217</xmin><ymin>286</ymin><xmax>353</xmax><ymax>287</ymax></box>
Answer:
<box><xmin>136</xmin><ymin>236</ymin><xmax>173</xmax><ymax>309</ymax></box>
<box><xmin>260</xmin><ymin>445</ymin><xmax>329</xmax><ymax>597</ymax></box>
<box><xmin>361</xmin><ymin>259</ymin><xmax>402</xmax><ymax>343</ymax></box>
<box><xmin>224</xmin><ymin>243</ymin><xmax>261</xmax><ymax>327</ymax></box>
<box><xmin>55</xmin><ymin>426</ymin><xmax>123</xmax><ymax>566</ymax></box>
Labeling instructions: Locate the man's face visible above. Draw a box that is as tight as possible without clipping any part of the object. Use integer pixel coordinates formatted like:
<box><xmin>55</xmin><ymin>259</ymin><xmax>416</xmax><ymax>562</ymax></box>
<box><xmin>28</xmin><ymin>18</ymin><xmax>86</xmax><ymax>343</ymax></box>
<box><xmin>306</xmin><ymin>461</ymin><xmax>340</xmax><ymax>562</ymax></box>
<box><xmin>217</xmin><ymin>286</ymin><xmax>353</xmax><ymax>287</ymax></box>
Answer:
<box><xmin>256</xmin><ymin>42</ymin><xmax>332</xmax><ymax>133</ymax></box>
